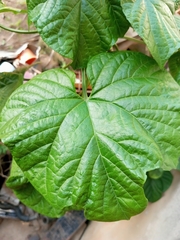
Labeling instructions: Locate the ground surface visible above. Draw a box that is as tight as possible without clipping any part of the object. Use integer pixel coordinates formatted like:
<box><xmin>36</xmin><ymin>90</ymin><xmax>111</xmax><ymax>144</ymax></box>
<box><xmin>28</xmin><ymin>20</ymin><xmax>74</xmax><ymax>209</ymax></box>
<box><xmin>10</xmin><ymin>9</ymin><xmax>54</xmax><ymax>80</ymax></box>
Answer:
<box><xmin>0</xmin><ymin>0</ymin><xmax>38</xmax><ymax>51</ymax></box>
<box><xmin>0</xmin><ymin>0</ymin><xmax>63</xmax><ymax>71</ymax></box>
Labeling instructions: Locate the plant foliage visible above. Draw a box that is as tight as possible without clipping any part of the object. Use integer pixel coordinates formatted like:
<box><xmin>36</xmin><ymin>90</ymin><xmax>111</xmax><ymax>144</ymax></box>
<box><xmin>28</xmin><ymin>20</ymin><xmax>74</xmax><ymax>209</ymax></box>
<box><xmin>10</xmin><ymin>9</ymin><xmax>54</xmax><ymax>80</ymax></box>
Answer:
<box><xmin>0</xmin><ymin>72</ymin><xmax>23</xmax><ymax>113</ymax></box>
<box><xmin>144</xmin><ymin>170</ymin><xmax>173</xmax><ymax>202</ymax></box>
<box><xmin>0</xmin><ymin>0</ymin><xmax>180</xmax><ymax>221</ymax></box>
<box><xmin>121</xmin><ymin>0</ymin><xmax>180</xmax><ymax>68</ymax></box>
<box><xmin>27</xmin><ymin>0</ymin><xmax>129</xmax><ymax>69</ymax></box>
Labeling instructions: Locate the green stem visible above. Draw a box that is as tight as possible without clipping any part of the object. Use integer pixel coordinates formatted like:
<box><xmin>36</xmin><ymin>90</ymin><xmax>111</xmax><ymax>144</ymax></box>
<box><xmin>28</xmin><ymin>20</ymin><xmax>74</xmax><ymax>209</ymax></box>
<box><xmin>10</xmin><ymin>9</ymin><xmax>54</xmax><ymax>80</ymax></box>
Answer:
<box><xmin>123</xmin><ymin>35</ymin><xmax>144</xmax><ymax>44</ymax></box>
<box><xmin>82</xmin><ymin>69</ymin><xmax>87</xmax><ymax>99</ymax></box>
<box><xmin>0</xmin><ymin>7</ymin><xmax>27</xmax><ymax>14</ymax></box>
<box><xmin>0</xmin><ymin>24</ymin><xmax>38</xmax><ymax>34</ymax></box>
<box><xmin>113</xmin><ymin>44</ymin><xmax>119</xmax><ymax>51</ymax></box>
<box><xmin>62</xmin><ymin>62</ymin><xmax>72</xmax><ymax>69</ymax></box>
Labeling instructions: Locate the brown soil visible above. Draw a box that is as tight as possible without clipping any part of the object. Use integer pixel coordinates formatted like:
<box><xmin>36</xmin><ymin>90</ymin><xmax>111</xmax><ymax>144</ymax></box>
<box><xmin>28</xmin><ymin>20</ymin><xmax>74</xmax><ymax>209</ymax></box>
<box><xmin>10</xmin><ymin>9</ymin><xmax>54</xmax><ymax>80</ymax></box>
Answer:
<box><xmin>0</xmin><ymin>0</ymin><xmax>66</xmax><ymax>72</ymax></box>
<box><xmin>0</xmin><ymin>0</ymin><xmax>39</xmax><ymax>51</ymax></box>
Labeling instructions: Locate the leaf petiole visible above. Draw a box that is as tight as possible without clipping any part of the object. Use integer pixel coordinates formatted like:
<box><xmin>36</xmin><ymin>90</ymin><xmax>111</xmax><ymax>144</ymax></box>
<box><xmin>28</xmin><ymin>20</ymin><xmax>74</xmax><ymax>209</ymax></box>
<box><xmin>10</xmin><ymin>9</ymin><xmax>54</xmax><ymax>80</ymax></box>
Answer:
<box><xmin>0</xmin><ymin>7</ymin><xmax>27</xmax><ymax>14</ymax></box>
<box><xmin>82</xmin><ymin>69</ymin><xmax>87</xmax><ymax>99</ymax></box>
<box><xmin>123</xmin><ymin>35</ymin><xmax>144</xmax><ymax>44</ymax></box>
<box><xmin>0</xmin><ymin>24</ymin><xmax>38</xmax><ymax>34</ymax></box>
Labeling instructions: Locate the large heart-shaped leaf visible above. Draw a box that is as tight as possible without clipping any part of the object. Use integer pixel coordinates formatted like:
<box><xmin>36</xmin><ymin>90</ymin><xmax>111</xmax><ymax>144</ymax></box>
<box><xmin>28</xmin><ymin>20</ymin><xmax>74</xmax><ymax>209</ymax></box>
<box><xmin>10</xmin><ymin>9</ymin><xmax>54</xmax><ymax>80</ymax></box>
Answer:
<box><xmin>27</xmin><ymin>0</ymin><xmax>129</xmax><ymax>69</ymax></box>
<box><xmin>1</xmin><ymin>52</ymin><xmax>180</xmax><ymax>221</ymax></box>
<box><xmin>121</xmin><ymin>0</ymin><xmax>180</xmax><ymax>68</ymax></box>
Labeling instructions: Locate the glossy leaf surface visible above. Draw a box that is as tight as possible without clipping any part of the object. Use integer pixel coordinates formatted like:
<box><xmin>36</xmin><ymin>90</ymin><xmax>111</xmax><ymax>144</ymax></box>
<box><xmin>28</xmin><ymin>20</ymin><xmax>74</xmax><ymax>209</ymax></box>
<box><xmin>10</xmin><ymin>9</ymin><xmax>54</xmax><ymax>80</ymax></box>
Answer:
<box><xmin>121</xmin><ymin>0</ymin><xmax>180</xmax><ymax>68</ymax></box>
<box><xmin>27</xmin><ymin>0</ymin><xmax>129</xmax><ymax>69</ymax></box>
<box><xmin>1</xmin><ymin>52</ymin><xmax>180</xmax><ymax>221</ymax></box>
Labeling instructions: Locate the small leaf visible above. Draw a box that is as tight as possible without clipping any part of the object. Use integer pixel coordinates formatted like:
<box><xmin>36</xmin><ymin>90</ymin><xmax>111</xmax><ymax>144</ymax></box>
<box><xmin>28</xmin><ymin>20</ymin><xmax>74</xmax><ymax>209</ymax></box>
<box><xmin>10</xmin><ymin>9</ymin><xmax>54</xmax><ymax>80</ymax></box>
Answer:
<box><xmin>1</xmin><ymin>52</ymin><xmax>180</xmax><ymax>221</ymax></box>
<box><xmin>27</xmin><ymin>0</ymin><xmax>130</xmax><ymax>69</ymax></box>
<box><xmin>144</xmin><ymin>171</ymin><xmax>173</xmax><ymax>202</ymax></box>
<box><xmin>0</xmin><ymin>72</ymin><xmax>23</xmax><ymax>113</ymax></box>
<box><xmin>121</xmin><ymin>0</ymin><xmax>180</xmax><ymax>68</ymax></box>
<box><xmin>148</xmin><ymin>168</ymin><xmax>163</xmax><ymax>179</ymax></box>
<box><xmin>169</xmin><ymin>51</ymin><xmax>180</xmax><ymax>85</ymax></box>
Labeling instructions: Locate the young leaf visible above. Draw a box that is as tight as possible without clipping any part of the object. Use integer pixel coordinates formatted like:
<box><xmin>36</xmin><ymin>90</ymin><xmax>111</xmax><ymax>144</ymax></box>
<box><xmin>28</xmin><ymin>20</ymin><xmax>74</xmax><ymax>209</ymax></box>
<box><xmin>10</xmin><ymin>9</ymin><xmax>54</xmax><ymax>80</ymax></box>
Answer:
<box><xmin>27</xmin><ymin>0</ymin><xmax>129</xmax><ymax>69</ymax></box>
<box><xmin>1</xmin><ymin>52</ymin><xmax>180</xmax><ymax>221</ymax></box>
<box><xmin>0</xmin><ymin>72</ymin><xmax>23</xmax><ymax>113</ymax></box>
<box><xmin>148</xmin><ymin>168</ymin><xmax>163</xmax><ymax>179</ymax></box>
<box><xmin>144</xmin><ymin>171</ymin><xmax>173</xmax><ymax>202</ymax></box>
<box><xmin>169</xmin><ymin>51</ymin><xmax>180</xmax><ymax>85</ymax></box>
<box><xmin>121</xmin><ymin>0</ymin><xmax>180</xmax><ymax>68</ymax></box>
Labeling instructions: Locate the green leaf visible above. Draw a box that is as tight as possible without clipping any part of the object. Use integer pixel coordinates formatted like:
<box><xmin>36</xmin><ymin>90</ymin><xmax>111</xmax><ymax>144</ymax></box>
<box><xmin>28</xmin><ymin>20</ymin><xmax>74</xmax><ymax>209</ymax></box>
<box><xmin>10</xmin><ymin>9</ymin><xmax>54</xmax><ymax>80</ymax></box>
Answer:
<box><xmin>27</xmin><ymin>0</ymin><xmax>129</xmax><ymax>69</ymax></box>
<box><xmin>0</xmin><ymin>72</ymin><xmax>23</xmax><ymax>113</ymax></box>
<box><xmin>175</xmin><ymin>0</ymin><xmax>180</xmax><ymax>10</ymax></box>
<box><xmin>169</xmin><ymin>51</ymin><xmax>180</xmax><ymax>85</ymax></box>
<box><xmin>121</xmin><ymin>0</ymin><xmax>180</xmax><ymax>68</ymax></box>
<box><xmin>174</xmin><ymin>15</ymin><xmax>180</xmax><ymax>30</ymax></box>
<box><xmin>0</xmin><ymin>144</ymin><xmax>8</xmax><ymax>155</ymax></box>
<box><xmin>144</xmin><ymin>171</ymin><xmax>173</xmax><ymax>202</ymax></box>
<box><xmin>148</xmin><ymin>168</ymin><xmax>163</xmax><ymax>179</ymax></box>
<box><xmin>87</xmin><ymin>52</ymin><xmax>180</xmax><ymax>170</ymax></box>
<box><xmin>1</xmin><ymin>52</ymin><xmax>180</xmax><ymax>221</ymax></box>
<box><xmin>6</xmin><ymin>160</ymin><xmax>62</xmax><ymax>218</ymax></box>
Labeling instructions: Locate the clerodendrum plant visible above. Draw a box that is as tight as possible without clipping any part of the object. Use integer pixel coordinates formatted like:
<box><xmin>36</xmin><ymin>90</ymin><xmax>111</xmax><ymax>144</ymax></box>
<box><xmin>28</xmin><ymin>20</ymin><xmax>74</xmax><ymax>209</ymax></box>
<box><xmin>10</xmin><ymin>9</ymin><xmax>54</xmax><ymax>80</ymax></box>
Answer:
<box><xmin>1</xmin><ymin>0</ymin><xmax>180</xmax><ymax>221</ymax></box>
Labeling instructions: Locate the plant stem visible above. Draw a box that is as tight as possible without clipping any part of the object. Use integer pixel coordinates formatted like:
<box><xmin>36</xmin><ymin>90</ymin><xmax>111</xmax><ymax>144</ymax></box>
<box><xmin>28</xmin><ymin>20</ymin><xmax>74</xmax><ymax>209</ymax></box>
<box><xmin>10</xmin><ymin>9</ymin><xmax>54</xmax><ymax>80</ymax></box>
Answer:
<box><xmin>123</xmin><ymin>35</ymin><xmax>144</xmax><ymax>44</ymax></box>
<box><xmin>62</xmin><ymin>62</ymin><xmax>72</xmax><ymax>69</ymax></box>
<box><xmin>113</xmin><ymin>44</ymin><xmax>119</xmax><ymax>51</ymax></box>
<box><xmin>82</xmin><ymin>69</ymin><xmax>87</xmax><ymax>99</ymax></box>
<box><xmin>0</xmin><ymin>7</ymin><xmax>27</xmax><ymax>14</ymax></box>
<box><xmin>0</xmin><ymin>24</ymin><xmax>38</xmax><ymax>34</ymax></box>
